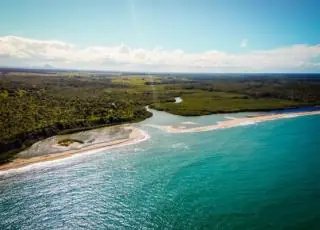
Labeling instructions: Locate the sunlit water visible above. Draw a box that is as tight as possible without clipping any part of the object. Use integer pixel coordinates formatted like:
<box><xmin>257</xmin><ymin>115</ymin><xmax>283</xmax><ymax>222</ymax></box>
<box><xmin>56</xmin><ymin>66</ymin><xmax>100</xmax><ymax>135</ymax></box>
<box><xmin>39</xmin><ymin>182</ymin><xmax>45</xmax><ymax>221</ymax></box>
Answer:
<box><xmin>174</xmin><ymin>97</ymin><xmax>182</xmax><ymax>103</ymax></box>
<box><xmin>1</xmin><ymin>109</ymin><xmax>320</xmax><ymax>229</ymax></box>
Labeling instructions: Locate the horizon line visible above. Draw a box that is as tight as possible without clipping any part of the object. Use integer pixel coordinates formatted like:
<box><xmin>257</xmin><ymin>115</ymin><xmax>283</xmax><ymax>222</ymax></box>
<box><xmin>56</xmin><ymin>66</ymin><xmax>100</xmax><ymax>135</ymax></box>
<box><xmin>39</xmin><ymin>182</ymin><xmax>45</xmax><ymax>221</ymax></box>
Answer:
<box><xmin>1</xmin><ymin>66</ymin><xmax>320</xmax><ymax>75</ymax></box>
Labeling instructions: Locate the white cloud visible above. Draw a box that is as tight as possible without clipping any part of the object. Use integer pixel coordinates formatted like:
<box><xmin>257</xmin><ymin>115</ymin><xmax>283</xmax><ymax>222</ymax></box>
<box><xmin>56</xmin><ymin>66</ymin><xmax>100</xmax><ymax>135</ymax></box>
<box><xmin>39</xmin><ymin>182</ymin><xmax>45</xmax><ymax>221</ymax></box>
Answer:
<box><xmin>0</xmin><ymin>35</ymin><xmax>320</xmax><ymax>72</ymax></box>
<box><xmin>240</xmin><ymin>39</ymin><xmax>248</xmax><ymax>48</ymax></box>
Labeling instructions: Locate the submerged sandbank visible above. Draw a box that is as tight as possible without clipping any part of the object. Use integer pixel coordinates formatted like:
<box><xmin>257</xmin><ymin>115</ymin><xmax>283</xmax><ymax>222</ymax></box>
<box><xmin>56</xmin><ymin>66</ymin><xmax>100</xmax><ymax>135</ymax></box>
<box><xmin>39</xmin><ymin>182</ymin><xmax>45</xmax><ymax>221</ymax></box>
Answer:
<box><xmin>148</xmin><ymin>110</ymin><xmax>320</xmax><ymax>133</ymax></box>
<box><xmin>0</xmin><ymin>126</ymin><xmax>149</xmax><ymax>172</ymax></box>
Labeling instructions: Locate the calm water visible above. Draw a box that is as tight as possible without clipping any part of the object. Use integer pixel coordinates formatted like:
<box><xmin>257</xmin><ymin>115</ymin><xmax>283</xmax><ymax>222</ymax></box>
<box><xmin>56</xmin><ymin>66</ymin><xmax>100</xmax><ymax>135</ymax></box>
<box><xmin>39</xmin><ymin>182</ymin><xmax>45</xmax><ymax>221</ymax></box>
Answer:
<box><xmin>1</xmin><ymin>110</ymin><xmax>320</xmax><ymax>229</ymax></box>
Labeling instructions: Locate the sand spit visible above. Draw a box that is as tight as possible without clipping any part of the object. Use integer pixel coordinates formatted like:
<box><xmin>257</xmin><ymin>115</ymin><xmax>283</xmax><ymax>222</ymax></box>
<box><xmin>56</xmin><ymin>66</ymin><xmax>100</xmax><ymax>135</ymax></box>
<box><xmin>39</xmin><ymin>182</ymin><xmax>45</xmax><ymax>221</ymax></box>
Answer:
<box><xmin>148</xmin><ymin>111</ymin><xmax>320</xmax><ymax>133</ymax></box>
<box><xmin>0</xmin><ymin>127</ymin><xmax>149</xmax><ymax>172</ymax></box>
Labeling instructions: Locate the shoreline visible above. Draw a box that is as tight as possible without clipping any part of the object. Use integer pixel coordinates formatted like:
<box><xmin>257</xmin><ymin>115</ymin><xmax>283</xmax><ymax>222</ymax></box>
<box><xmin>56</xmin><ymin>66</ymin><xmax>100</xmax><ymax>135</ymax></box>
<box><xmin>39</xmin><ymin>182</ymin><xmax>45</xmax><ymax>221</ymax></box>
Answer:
<box><xmin>1</xmin><ymin>109</ymin><xmax>319</xmax><ymax>173</ymax></box>
<box><xmin>0</xmin><ymin>113</ymin><xmax>152</xmax><ymax>164</ymax></box>
<box><xmin>0</xmin><ymin>126</ymin><xmax>149</xmax><ymax>172</ymax></box>
<box><xmin>148</xmin><ymin>110</ymin><xmax>320</xmax><ymax>133</ymax></box>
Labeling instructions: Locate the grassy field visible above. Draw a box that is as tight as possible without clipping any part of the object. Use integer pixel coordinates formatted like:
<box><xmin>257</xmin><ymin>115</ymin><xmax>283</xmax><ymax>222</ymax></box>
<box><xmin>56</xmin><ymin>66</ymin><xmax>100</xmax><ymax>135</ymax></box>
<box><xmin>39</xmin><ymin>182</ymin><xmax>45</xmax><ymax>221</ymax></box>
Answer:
<box><xmin>112</xmin><ymin>75</ymin><xmax>161</xmax><ymax>87</ymax></box>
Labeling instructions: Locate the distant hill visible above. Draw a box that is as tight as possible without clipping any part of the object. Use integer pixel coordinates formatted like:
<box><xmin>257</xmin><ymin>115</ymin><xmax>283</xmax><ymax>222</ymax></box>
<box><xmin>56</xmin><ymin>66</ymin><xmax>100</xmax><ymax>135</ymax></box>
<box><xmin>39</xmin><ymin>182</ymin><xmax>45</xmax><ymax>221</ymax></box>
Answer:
<box><xmin>43</xmin><ymin>64</ymin><xmax>55</xmax><ymax>69</ymax></box>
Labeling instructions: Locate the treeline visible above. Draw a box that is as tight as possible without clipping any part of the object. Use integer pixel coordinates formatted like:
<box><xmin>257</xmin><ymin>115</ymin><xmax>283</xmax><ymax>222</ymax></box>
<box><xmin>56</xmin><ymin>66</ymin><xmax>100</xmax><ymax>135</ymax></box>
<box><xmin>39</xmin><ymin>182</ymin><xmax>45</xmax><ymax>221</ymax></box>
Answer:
<box><xmin>166</xmin><ymin>77</ymin><xmax>320</xmax><ymax>102</ymax></box>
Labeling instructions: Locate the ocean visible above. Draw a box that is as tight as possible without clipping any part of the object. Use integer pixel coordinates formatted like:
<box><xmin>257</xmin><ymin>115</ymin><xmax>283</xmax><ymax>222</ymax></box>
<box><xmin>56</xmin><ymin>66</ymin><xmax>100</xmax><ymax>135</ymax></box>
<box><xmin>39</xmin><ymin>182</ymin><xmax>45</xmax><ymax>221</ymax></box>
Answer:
<box><xmin>1</xmin><ymin>110</ymin><xmax>319</xmax><ymax>229</ymax></box>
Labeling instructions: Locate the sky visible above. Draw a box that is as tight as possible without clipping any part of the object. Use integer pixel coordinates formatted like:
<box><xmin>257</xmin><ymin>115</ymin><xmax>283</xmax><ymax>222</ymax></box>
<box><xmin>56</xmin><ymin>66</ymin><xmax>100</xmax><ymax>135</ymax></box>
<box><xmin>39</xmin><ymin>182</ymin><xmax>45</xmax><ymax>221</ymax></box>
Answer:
<box><xmin>0</xmin><ymin>0</ymin><xmax>320</xmax><ymax>73</ymax></box>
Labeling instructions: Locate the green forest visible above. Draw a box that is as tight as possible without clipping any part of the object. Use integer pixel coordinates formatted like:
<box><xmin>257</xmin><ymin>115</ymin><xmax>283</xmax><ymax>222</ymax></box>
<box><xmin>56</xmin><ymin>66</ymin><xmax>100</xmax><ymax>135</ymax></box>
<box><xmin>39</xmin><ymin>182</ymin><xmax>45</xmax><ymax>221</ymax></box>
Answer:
<box><xmin>1</xmin><ymin>70</ymin><xmax>319</xmax><ymax>163</ymax></box>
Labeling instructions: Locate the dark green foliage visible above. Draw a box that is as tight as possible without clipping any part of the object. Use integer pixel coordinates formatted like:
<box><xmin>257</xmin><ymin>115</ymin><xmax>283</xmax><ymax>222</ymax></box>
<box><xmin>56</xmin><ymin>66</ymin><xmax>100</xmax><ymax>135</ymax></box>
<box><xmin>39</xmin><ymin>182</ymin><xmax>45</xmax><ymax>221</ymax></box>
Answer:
<box><xmin>150</xmin><ymin>76</ymin><xmax>320</xmax><ymax>116</ymax></box>
<box><xmin>58</xmin><ymin>139</ymin><xmax>84</xmax><ymax>147</ymax></box>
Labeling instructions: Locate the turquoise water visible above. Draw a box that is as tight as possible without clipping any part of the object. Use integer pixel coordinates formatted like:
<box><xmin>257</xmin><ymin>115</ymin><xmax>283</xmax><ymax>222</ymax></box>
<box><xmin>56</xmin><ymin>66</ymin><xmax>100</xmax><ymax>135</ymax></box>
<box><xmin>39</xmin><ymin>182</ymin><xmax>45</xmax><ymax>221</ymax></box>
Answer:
<box><xmin>1</xmin><ymin>110</ymin><xmax>320</xmax><ymax>229</ymax></box>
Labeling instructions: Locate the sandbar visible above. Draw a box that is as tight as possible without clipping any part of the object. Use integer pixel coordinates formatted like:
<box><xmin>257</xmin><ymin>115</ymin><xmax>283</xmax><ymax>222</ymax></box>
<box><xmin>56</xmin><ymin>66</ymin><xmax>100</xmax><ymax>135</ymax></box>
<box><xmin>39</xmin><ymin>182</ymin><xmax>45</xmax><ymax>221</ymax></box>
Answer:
<box><xmin>0</xmin><ymin>126</ymin><xmax>148</xmax><ymax>172</ymax></box>
<box><xmin>148</xmin><ymin>110</ymin><xmax>320</xmax><ymax>133</ymax></box>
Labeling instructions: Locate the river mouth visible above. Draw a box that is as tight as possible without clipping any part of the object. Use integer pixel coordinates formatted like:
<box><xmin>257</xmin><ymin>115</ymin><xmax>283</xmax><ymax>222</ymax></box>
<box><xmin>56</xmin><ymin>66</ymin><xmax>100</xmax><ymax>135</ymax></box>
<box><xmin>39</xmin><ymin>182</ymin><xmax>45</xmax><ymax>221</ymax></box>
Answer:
<box><xmin>0</xmin><ymin>108</ymin><xmax>320</xmax><ymax>229</ymax></box>
<box><xmin>2</xmin><ymin>107</ymin><xmax>319</xmax><ymax>171</ymax></box>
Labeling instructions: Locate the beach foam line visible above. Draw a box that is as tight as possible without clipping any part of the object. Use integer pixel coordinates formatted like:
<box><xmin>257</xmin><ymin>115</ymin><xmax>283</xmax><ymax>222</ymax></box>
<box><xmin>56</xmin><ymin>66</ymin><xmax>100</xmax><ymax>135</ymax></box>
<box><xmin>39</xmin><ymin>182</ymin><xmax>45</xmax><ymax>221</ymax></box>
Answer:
<box><xmin>237</xmin><ymin>121</ymin><xmax>257</xmax><ymax>126</ymax></box>
<box><xmin>0</xmin><ymin>127</ymin><xmax>150</xmax><ymax>175</ymax></box>
<box><xmin>283</xmin><ymin>114</ymin><xmax>299</xmax><ymax>118</ymax></box>
<box><xmin>181</xmin><ymin>121</ymin><xmax>198</xmax><ymax>125</ymax></box>
<box><xmin>147</xmin><ymin>110</ymin><xmax>320</xmax><ymax>134</ymax></box>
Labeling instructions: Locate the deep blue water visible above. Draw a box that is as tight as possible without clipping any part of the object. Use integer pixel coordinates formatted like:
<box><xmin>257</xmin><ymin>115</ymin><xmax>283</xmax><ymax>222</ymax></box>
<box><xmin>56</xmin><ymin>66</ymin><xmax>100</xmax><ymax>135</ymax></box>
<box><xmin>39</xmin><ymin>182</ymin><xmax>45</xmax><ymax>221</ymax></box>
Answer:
<box><xmin>1</xmin><ymin>110</ymin><xmax>319</xmax><ymax>229</ymax></box>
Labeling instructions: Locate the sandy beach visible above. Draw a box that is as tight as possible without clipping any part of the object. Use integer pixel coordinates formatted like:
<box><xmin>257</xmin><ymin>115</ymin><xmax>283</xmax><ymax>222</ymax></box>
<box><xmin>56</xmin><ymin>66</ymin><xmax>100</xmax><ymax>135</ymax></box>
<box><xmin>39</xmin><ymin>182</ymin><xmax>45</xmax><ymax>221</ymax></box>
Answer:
<box><xmin>1</xmin><ymin>110</ymin><xmax>319</xmax><ymax>172</ymax></box>
<box><xmin>0</xmin><ymin>126</ymin><xmax>148</xmax><ymax>172</ymax></box>
<box><xmin>149</xmin><ymin>110</ymin><xmax>320</xmax><ymax>133</ymax></box>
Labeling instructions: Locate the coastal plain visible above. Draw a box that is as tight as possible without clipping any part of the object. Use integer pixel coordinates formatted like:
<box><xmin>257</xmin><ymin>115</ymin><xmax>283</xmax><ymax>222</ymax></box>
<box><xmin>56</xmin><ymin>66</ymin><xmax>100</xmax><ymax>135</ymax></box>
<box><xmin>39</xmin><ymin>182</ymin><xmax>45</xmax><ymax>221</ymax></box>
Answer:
<box><xmin>1</xmin><ymin>70</ymin><xmax>319</xmax><ymax>164</ymax></box>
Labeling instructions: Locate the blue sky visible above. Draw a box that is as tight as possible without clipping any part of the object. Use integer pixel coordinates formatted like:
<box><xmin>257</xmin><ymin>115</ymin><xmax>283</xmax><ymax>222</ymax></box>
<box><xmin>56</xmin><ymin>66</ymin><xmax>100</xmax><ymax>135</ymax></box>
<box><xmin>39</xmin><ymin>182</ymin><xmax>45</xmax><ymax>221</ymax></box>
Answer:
<box><xmin>0</xmin><ymin>0</ymin><xmax>319</xmax><ymax>72</ymax></box>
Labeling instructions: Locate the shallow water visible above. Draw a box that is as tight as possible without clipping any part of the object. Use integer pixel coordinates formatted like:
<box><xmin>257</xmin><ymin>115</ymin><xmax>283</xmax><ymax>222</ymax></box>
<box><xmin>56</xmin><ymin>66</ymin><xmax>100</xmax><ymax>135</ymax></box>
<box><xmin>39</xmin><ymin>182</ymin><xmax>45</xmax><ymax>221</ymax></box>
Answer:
<box><xmin>1</xmin><ymin>110</ymin><xmax>320</xmax><ymax>229</ymax></box>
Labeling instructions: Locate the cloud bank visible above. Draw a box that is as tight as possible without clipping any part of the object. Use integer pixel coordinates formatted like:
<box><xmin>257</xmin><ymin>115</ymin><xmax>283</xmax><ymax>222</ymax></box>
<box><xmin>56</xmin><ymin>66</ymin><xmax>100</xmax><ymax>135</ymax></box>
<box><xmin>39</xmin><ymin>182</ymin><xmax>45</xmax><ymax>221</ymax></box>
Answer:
<box><xmin>0</xmin><ymin>36</ymin><xmax>320</xmax><ymax>72</ymax></box>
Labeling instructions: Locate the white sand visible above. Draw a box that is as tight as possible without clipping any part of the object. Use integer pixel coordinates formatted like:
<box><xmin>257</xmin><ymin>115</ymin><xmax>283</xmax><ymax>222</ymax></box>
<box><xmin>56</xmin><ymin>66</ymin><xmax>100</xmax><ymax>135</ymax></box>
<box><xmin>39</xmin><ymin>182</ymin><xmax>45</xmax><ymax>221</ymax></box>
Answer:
<box><xmin>149</xmin><ymin>111</ymin><xmax>320</xmax><ymax>133</ymax></box>
<box><xmin>0</xmin><ymin>127</ymin><xmax>149</xmax><ymax>172</ymax></box>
